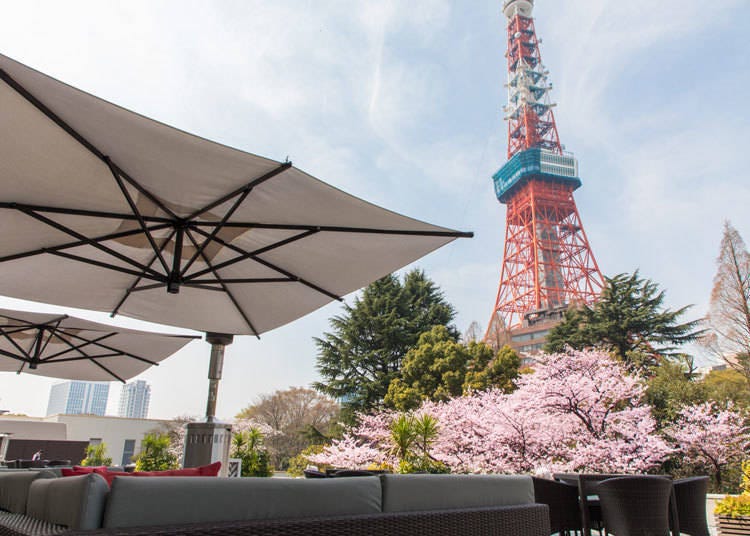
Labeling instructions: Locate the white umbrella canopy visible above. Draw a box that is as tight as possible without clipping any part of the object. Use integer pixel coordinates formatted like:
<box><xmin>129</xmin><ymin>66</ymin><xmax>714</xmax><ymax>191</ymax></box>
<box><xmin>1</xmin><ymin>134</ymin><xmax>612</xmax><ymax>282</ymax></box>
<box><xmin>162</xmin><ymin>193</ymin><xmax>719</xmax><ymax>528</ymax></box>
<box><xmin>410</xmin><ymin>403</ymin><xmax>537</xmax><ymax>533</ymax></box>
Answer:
<box><xmin>0</xmin><ymin>308</ymin><xmax>198</xmax><ymax>382</ymax></box>
<box><xmin>0</xmin><ymin>53</ymin><xmax>471</xmax><ymax>336</ymax></box>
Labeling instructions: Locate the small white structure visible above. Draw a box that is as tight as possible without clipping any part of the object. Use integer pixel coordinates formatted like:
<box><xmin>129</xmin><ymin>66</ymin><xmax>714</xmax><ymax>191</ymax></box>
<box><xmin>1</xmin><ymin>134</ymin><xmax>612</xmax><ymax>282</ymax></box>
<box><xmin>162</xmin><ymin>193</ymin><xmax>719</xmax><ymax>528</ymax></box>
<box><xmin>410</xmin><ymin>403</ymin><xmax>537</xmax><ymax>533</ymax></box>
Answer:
<box><xmin>0</xmin><ymin>414</ymin><xmax>174</xmax><ymax>466</ymax></box>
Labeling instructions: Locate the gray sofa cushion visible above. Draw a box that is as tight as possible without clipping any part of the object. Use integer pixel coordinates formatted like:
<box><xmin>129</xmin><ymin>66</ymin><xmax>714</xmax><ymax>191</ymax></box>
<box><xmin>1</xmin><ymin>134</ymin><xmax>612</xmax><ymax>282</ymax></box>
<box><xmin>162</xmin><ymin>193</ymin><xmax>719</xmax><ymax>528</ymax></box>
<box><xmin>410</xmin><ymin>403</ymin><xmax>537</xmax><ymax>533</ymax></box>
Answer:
<box><xmin>0</xmin><ymin>470</ymin><xmax>56</xmax><ymax>514</ymax></box>
<box><xmin>380</xmin><ymin>474</ymin><xmax>535</xmax><ymax>513</ymax></box>
<box><xmin>103</xmin><ymin>476</ymin><xmax>382</xmax><ymax>528</ymax></box>
<box><xmin>26</xmin><ymin>473</ymin><xmax>108</xmax><ymax>530</ymax></box>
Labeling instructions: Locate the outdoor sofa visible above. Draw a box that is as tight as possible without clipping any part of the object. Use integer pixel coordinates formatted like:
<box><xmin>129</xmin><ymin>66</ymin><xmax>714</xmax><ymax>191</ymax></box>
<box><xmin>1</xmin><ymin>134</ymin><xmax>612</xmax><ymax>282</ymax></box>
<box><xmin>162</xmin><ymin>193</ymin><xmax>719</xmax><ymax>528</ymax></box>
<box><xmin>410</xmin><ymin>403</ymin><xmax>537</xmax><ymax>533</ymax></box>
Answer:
<box><xmin>0</xmin><ymin>470</ymin><xmax>549</xmax><ymax>536</ymax></box>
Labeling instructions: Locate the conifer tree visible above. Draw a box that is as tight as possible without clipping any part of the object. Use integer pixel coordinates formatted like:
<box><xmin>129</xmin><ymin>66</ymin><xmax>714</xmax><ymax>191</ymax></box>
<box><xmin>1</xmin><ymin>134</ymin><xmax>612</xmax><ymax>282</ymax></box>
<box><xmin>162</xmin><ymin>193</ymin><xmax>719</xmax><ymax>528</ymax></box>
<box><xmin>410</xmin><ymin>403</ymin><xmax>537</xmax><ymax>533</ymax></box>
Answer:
<box><xmin>545</xmin><ymin>271</ymin><xmax>703</xmax><ymax>373</ymax></box>
<box><xmin>314</xmin><ymin>269</ymin><xmax>456</xmax><ymax>416</ymax></box>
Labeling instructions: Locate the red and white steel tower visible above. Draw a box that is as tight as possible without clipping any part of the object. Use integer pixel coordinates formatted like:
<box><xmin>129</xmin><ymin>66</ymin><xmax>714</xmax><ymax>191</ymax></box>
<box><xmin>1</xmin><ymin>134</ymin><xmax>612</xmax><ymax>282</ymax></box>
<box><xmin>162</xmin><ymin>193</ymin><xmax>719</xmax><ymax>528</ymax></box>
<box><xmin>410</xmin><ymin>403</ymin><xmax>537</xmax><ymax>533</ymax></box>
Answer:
<box><xmin>486</xmin><ymin>0</ymin><xmax>604</xmax><ymax>342</ymax></box>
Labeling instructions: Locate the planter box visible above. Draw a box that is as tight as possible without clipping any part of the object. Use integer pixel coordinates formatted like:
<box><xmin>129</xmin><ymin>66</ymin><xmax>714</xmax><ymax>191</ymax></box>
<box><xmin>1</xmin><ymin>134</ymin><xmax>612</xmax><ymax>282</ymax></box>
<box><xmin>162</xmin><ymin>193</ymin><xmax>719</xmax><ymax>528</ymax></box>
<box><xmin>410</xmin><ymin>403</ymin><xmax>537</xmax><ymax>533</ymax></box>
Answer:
<box><xmin>717</xmin><ymin>514</ymin><xmax>750</xmax><ymax>535</ymax></box>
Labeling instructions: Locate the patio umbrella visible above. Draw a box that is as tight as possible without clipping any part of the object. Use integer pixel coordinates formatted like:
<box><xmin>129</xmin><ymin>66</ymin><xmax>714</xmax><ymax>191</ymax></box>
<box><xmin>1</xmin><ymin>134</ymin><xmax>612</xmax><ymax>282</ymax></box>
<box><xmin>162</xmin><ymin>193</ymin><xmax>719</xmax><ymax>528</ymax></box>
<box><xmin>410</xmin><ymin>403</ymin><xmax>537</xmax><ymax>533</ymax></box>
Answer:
<box><xmin>0</xmin><ymin>307</ymin><xmax>198</xmax><ymax>382</ymax></box>
<box><xmin>0</xmin><ymin>53</ymin><xmax>471</xmax><ymax>337</ymax></box>
<box><xmin>0</xmin><ymin>54</ymin><xmax>472</xmax><ymax>431</ymax></box>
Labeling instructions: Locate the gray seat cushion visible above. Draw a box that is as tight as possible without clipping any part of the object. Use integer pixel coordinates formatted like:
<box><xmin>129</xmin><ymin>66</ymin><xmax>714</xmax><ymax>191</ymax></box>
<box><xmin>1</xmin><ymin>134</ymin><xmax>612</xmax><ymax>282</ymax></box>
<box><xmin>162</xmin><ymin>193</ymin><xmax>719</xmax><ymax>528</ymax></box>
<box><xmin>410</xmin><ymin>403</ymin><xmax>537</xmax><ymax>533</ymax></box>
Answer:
<box><xmin>26</xmin><ymin>473</ymin><xmax>108</xmax><ymax>530</ymax></box>
<box><xmin>0</xmin><ymin>510</ymin><xmax>66</xmax><ymax>536</ymax></box>
<box><xmin>103</xmin><ymin>476</ymin><xmax>382</xmax><ymax>528</ymax></box>
<box><xmin>380</xmin><ymin>474</ymin><xmax>535</xmax><ymax>513</ymax></box>
<box><xmin>0</xmin><ymin>471</ymin><xmax>56</xmax><ymax>514</ymax></box>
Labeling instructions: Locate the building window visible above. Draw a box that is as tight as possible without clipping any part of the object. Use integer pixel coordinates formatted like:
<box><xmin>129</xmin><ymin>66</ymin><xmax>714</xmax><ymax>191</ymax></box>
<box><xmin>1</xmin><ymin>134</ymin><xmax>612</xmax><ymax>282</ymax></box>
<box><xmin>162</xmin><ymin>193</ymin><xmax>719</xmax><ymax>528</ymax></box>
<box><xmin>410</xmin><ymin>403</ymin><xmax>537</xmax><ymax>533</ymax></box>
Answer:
<box><xmin>121</xmin><ymin>439</ymin><xmax>136</xmax><ymax>466</ymax></box>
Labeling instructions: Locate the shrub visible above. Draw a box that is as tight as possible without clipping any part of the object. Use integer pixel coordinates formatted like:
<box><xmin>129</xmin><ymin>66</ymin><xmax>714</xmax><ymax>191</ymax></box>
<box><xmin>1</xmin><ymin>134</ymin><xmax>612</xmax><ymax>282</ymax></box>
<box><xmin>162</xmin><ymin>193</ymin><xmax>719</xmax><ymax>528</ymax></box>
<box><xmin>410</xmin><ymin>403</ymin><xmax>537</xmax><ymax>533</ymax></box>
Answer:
<box><xmin>231</xmin><ymin>427</ymin><xmax>272</xmax><ymax>477</ymax></box>
<box><xmin>80</xmin><ymin>443</ymin><xmax>112</xmax><ymax>467</ymax></box>
<box><xmin>134</xmin><ymin>433</ymin><xmax>179</xmax><ymax>471</ymax></box>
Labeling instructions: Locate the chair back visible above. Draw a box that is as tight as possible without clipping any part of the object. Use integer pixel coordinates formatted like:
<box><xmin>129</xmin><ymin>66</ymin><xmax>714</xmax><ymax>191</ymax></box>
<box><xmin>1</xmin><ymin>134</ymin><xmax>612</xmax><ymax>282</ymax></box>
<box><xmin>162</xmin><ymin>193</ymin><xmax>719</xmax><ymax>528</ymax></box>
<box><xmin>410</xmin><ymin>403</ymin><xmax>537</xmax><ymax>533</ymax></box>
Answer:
<box><xmin>597</xmin><ymin>476</ymin><xmax>675</xmax><ymax>536</ymax></box>
<box><xmin>532</xmin><ymin>477</ymin><xmax>581</xmax><ymax>535</ymax></box>
<box><xmin>673</xmin><ymin>476</ymin><xmax>710</xmax><ymax>536</ymax></box>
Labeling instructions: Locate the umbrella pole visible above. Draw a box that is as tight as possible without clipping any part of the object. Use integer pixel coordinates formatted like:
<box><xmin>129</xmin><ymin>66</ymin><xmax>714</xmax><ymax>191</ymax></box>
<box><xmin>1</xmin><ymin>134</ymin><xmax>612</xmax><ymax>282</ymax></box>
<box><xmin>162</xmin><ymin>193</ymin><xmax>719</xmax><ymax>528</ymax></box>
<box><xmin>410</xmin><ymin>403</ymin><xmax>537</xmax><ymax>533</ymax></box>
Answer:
<box><xmin>183</xmin><ymin>333</ymin><xmax>234</xmax><ymax>474</ymax></box>
<box><xmin>204</xmin><ymin>332</ymin><xmax>234</xmax><ymax>422</ymax></box>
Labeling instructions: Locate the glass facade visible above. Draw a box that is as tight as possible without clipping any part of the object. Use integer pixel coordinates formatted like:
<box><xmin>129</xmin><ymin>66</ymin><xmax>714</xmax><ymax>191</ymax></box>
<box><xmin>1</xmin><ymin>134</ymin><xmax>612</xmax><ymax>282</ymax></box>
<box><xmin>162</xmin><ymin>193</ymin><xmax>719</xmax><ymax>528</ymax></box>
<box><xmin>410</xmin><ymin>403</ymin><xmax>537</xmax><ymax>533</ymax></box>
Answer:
<box><xmin>117</xmin><ymin>380</ymin><xmax>151</xmax><ymax>419</ymax></box>
<box><xmin>46</xmin><ymin>381</ymin><xmax>109</xmax><ymax>416</ymax></box>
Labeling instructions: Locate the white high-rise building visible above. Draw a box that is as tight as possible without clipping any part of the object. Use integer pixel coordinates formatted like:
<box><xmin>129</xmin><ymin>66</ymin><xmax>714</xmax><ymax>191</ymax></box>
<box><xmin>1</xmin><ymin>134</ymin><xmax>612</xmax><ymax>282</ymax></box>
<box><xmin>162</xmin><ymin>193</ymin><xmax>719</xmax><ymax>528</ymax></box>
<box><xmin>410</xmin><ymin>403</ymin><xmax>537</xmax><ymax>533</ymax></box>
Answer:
<box><xmin>117</xmin><ymin>380</ymin><xmax>151</xmax><ymax>419</ymax></box>
<box><xmin>46</xmin><ymin>381</ymin><xmax>109</xmax><ymax>416</ymax></box>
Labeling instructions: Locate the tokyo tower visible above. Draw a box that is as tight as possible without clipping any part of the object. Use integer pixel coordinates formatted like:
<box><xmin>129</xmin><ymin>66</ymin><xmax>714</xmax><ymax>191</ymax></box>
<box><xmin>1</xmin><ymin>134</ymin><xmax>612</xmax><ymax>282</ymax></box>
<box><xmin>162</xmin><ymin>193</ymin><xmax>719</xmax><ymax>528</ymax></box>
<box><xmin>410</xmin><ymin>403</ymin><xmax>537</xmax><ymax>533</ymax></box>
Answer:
<box><xmin>486</xmin><ymin>0</ymin><xmax>604</xmax><ymax>348</ymax></box>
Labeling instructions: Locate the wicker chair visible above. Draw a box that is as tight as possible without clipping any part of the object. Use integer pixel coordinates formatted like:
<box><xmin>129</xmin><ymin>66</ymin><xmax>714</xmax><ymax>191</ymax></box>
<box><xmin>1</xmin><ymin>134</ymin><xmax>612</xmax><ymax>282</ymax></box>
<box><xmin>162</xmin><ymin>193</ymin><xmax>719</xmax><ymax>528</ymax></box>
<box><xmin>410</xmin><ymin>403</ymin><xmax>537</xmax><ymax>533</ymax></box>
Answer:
<box><xmin>672</xmin><ymin>476</ymin><xmax>710</xmax><ymax>536</ymax></box>
<box><xmin>532</xmin><ymin>477</ymin><xmax>582</xmax><ymax>535</ymax></box>
<box><xmin>596</xmin><ymin>476</ymin><xmax>677</xmax><ymax>536</ymax></box>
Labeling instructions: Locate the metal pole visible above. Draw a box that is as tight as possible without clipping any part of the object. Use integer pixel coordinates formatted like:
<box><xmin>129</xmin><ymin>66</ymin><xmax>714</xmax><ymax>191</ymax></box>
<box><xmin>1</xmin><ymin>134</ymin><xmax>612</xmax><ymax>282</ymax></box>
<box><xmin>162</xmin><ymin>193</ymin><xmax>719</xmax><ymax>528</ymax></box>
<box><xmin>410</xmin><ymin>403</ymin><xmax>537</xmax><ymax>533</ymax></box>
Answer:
<box><xmin>204</xmin><ymin>333</ymin><xmax>234</xmax><ymax>422</ymax></box>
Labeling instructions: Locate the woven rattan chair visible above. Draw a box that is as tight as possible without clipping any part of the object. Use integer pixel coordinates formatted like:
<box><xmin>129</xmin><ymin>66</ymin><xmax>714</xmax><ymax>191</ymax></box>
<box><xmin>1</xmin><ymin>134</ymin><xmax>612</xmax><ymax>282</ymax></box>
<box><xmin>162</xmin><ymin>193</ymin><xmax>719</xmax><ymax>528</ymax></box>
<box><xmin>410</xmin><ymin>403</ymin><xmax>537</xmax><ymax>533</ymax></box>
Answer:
<box><xmin>672</xmin><ymin>476</ymin><xmax>710</xmax><ymax>536</ymax></box>
<box><xmin>532</xmin><ymin>477</ymin><xmax>583</xmax><ymax>535</ymax></box>
<box><xmin>596</xmin><ymin>476</ymin><xmax>677</xmax><ymax>536</ymax></box>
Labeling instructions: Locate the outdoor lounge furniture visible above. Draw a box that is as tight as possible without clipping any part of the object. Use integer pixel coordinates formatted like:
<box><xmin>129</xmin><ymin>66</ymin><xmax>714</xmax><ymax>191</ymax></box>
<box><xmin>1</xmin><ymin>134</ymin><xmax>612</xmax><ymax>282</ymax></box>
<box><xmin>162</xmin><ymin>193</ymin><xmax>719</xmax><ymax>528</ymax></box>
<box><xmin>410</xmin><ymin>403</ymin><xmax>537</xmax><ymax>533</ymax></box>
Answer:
<box><xmin>532</xmin><ymin>476</ymin><xmax>582</xmax><ymax>535</ymax></box>
<box><xmin>596</xmin><ymin>476</ymin><xmax>677</xmax><ymax>536</ymax></box>
<box><xmin>554</xmin><ymin>473</ymin><xmax>627</xmax><ymax>535</ymax></box>
<box><xmin>0</xmin><ymin>471</ymin><xmax>550</xmax><ymax>536</ymax></box>
<box><xmin>672</xmin><ymin>476</ymin><xmax>710</xmax><ymax>536</ymax></box>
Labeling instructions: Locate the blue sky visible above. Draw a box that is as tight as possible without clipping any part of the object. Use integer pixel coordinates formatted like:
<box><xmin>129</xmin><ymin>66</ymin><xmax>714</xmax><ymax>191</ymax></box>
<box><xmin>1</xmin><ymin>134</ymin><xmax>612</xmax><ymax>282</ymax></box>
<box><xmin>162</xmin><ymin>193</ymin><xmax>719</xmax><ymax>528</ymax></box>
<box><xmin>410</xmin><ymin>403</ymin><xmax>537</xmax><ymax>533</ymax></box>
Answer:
<box><xmin>1</xmin><ymin>0</ymin><xmax>749</xmax><ymax>419</ymax></box>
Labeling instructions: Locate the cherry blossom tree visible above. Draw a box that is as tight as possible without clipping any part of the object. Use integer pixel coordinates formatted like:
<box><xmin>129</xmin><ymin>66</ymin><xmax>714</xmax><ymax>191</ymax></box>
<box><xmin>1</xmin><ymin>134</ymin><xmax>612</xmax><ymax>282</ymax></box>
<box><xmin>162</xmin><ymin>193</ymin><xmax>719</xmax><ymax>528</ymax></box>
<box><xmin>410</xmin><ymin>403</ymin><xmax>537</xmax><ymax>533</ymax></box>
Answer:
<box><xmin>312</xmin><ymin>349</ymin><xmax>676</xmax><ymax>474</ymax></box>
<box><xmin>666</xmin><ymin>401</ymin><xmax>749</xmax><ymax>488</ymax></box>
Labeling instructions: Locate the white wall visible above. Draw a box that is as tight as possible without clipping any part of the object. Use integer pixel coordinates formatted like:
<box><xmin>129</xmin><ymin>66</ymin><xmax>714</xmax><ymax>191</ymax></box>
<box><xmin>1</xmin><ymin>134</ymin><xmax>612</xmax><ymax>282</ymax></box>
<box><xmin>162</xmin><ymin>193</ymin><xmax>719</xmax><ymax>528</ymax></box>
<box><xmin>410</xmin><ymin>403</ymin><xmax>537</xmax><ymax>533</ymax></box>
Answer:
<box><xmin>44</xmin><ymin>414</ymin><xmax>173</xmax><ymax>466</ymax></box>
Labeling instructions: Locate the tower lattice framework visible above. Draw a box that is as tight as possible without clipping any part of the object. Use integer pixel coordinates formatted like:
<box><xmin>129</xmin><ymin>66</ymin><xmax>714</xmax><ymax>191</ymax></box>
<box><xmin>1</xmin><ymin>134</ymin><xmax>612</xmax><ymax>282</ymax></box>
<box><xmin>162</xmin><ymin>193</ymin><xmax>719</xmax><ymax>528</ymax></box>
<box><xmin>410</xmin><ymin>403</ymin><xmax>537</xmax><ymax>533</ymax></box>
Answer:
<box><xmin>486</xmin><ymin>0</ymin><xmax>603</xmax><ymax>339</ymax></box>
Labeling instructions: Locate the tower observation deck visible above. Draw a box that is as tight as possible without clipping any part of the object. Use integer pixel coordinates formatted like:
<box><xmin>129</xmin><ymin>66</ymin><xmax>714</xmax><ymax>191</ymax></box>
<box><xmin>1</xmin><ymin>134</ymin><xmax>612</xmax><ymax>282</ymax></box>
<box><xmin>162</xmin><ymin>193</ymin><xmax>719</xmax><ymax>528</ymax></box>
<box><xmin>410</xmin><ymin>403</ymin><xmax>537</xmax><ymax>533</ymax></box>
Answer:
<box><xmin>485</xmin><ymin>0</ymin><xmax>604</xmax><ymax>348</ymax></box>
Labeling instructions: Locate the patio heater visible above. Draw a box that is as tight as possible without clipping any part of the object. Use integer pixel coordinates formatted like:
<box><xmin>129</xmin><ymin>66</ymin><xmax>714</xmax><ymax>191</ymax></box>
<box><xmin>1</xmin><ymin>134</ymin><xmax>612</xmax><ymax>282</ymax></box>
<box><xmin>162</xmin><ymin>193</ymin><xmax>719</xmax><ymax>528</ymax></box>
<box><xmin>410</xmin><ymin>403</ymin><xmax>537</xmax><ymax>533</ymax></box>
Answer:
<box><xmin>182</xmin><ymin>333</ymin><xmax>234</xmax><ymax>475</ymax></box>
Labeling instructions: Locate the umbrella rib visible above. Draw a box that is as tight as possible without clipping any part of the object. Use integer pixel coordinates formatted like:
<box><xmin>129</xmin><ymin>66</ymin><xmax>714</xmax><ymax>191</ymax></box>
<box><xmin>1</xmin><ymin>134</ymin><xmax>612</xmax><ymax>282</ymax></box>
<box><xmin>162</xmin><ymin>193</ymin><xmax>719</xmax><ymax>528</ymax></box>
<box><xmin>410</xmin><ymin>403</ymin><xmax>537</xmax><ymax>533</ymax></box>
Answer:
<box><xmin>35</xmin><ymin>318</ymin><xmax>66</xmax><ymax>362</ymax></box>
<box><xmin>187</xmin><ymin>162</ymin><xmax>292</xmax><ymax>221</ymax></box>
<box><xmin>193</xmin><ymin>221</ymin><xmax>474</xmax><ymax>238</ymax></box>
<box><xmin>0</xmin><ymin>202</ymin><xmax>172</xmax><ymax>224</ymax></box>
<box><xmin>49</xmin><ymin>250</ymin><xmax>164</xmax><ymax>281</ymax></box>
<box><xmin>46</xmin><ymin>330</ymin><xmax>131</xmax><ymax>382</ymax></box>
<box><xmin>188</xmin><ymin>278</ymin><xmax>294</xmax><ymax>284</ymax></box>
<box><xmin>184</xmin><ymin>229</ymin><xmax>318</xmax><ymax>281</ymax></box>
<box><xmin>0</xmin><ymin>348</ymin><xmax>28</xmax><ymax>362</ymax></box>
<box><xmin>0</xmin><ymin>222</ymin><xmax>173</xmax><ymax>265</ymax></box>
<box><xmin>59</xmin><ymin>330</ymin><xmax>161</xmax><ymax>366</ymax></box>
<box><xmin>190</xmin><ymin>227</ymin><xmax>342</xmax><ymax>301</ymax></box>
<box><xmin>40</xmin><ymin>353</ymin><xmax>126</xmax><ymax>363</ymax></box>
<box><xmin>0</xmin><ymin>68</ymin><xmax>179</xmax><ymax>220</ymax></box>
<box><xmin>184</xmin><ymin>228</ymin><xmax>260</xmax><ymax>337</ymax></box>
<box><xmin>39</xmin><ymin>331</ymin><xmax>119</xmax><ymax>362</ymax></box>
<box><xmin>19</xmin><ymin>208</ymin><xmax>164</xmax><ymax>279</ymax></box>
<box><xmin>104</xmin><ymin>157</ymin><xmax>171</xmax><ymax>274</ymax></box>
<box><xmin>0</xmin><ymin>327</ymin><xmax>33</xmax><ymax>360</ymax></box>
<box><xmin>111</xmin><ymin>228</ymin><xmax>178</xmax><ymax>318</ymax></box>
<box><xmin>180</xmin><ymin>188</ymin><xmax>252</xmax><ymax>278</ymax></box>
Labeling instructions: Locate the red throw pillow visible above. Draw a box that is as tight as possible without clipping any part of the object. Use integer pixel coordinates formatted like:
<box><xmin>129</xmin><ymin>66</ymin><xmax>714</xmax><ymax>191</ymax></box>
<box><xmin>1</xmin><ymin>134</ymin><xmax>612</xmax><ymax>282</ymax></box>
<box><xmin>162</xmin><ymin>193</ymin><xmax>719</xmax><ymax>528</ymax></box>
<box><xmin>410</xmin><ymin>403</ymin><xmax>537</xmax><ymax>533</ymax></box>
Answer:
<box><xmin>71</xmin><ymin>465</ymin><xmax>103</xmax><ymax>473</ymax></box>
<box><xmin>198</xmin><ymin>461</ymin><xmax>221</xmax><ymax>476</ymax></box>
<box><xmin>132</xmin><ymin>471</ymin><xmax>162</xmax><ymax>476</ymax></box>
<box><xmin>93</xmin><ymin>467</ymin><xmax>131</xmax><ymax>486</ymax></box>
<box><xmin>61</xmin><ymin>468</ymin><xmax>91</xmax><ymax>477</ymax></box>
<box><xmin>168</xmin><ymin>467</ymin><xmax>201</xmax><ymax>477</ymax></box>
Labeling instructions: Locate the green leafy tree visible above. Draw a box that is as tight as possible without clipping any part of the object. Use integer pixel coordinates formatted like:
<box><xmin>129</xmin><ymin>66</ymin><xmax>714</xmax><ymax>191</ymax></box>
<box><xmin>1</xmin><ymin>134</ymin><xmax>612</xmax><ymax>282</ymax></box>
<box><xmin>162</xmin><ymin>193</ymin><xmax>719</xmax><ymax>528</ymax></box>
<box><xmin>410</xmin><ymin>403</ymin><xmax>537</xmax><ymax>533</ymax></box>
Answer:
<box><xmin>705</xmin><ymin>221</ymin><xmax>750</xmax><ymax>380</ymax></box>
<box><xmin>235</xmin><ymin>387</ymin><xmax>339</xmax><ymax>470</ymax></box>
<box><xmin>231</xmin><ymin>427</ymin><xmax>272</xmax><ymax>477</ymax></box>
<box><xmin>80</xmin><ymin>443</ymin><xmax>112</xmax><ymax>467</ymax></box>
<box><xmin>314</xmin><ymin>269</ymin><xmax>457</xmax><ymax>416</ymax></box>
<box><xmin>701</xmin><ymin>368</ymin><xmax>750</xmax><ymax>409</ymax></box>
<box><xmin>645</xmin><ymin>361</ymin><xmax>707</xmax><ymax>426</ymax></box>
<box><xmin>464</xmin><ymin>344</ymin><xmax>521</xmax><ymax>393</ymax></box>
<box><xmin>286</xmin><ymin>444</ymin><xmax>331</xmax><ymax>477</ymax></box>
<box><xmin>134</xmin><ymin>433</ymin><xmax>179</xmax><ymax>471</ymax></box>
<box><xmin>545</xmin><ymin>271</ymin><xmax>704</xmax><ymax>373</ymax></box>
<box><xmin>385</xmin><ymin>327</ymin><xmax>519</xmax><ymax>410</ymax></box>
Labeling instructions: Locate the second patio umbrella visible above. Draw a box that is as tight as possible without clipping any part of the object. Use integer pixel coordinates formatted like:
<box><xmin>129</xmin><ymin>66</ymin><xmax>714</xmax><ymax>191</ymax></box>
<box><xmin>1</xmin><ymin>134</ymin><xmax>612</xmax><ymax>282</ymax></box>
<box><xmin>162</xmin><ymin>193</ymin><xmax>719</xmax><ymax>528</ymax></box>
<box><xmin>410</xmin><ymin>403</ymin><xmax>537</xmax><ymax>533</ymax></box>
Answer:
<box><xmin>0</xmin><ymin>308</ymin><xmax>198</xmax><ymax>382</ymax></box>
